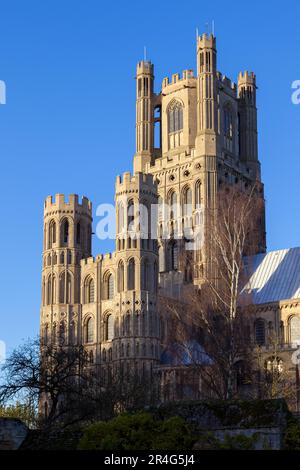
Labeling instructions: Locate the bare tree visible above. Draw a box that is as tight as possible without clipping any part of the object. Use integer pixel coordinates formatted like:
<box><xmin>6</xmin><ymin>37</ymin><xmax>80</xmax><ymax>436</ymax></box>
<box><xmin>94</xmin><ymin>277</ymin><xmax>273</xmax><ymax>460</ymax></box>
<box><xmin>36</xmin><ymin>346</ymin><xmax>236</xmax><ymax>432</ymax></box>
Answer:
<box><xmin>159</xmin><ymin>185</ymin><xmax>263</xmax><ymax>400</ymax></box>
<box><xmin>0</xmin><ymin>337</ymin><xmax>159</xmax><ymax>429</ymax></box>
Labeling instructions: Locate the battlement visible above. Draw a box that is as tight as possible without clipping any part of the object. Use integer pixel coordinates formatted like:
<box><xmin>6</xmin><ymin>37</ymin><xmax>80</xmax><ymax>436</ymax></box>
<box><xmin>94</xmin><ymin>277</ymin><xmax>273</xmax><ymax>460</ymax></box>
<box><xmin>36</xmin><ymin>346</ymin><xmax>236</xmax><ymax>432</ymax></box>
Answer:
<box><xmin>115</xmin><ymin>171</ymin><xmax>156</xmax><ymax>194</ymax></box>
<box><xmin>162</xmin><ymin>69</ymin><xmax>194</xmax><ymax>89</ymax></box>
<box><xmin>80</xmin><ymin>256</ymin><xmax>95</xmax><ymax>266</ymax></box>
<box><xmin>197</xmin><ymin>33</ymin><xmax>216</xmax><ymax>50</ymax></box>
<box><xmin>136</xmin><ymin>60</ymin><xmax>154</xmax><ymax>76</ymax></box>
<box><xmin>44</xmin><ymin>193</ymin><xmax>92</xmax><ymax>214</ymax></box>
<box><xmin>238</xmin><ymin>71</ymin><xmax>256</xmax><ymax>85</ymax></box>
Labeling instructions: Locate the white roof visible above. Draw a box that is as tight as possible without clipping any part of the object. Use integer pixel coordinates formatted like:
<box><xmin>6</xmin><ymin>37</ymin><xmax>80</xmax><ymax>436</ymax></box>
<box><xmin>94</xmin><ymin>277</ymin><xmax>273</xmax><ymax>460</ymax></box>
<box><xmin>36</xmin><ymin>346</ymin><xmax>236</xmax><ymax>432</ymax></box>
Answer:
<box><xmin>244</xmin><ymin>247</ymin><xmax>300</xmax><ymax>305</ymax></box>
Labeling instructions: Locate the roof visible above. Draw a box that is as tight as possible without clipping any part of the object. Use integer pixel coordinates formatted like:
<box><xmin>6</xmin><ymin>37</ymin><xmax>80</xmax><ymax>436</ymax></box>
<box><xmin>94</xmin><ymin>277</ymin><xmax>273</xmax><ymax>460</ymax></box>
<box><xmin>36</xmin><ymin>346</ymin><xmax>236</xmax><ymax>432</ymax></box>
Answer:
<box><xmin>243</xmin><ymin>247</ymin><xmax>300</xmax><ymax>305</ymax></box>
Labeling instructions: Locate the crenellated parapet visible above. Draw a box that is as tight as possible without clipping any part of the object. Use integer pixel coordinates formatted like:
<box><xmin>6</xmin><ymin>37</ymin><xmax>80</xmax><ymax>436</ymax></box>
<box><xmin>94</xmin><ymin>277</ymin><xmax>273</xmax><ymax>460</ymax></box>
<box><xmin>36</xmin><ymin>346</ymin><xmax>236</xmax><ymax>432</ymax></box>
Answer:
<box><xmin>115</xmin><ymin>171</ymin><xmax>157</xmax><ymax>199</ymax></box>
<box><xmin>44</xmin><ymin>193</ymin><xmax>92</xmax><ymax>220</ymax></box>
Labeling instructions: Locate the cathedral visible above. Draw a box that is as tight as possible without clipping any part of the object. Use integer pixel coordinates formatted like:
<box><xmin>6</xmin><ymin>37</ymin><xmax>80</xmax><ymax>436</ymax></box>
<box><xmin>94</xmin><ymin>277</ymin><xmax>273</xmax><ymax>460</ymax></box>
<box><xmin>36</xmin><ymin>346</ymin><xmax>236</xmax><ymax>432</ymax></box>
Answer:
<box><xmin>40</xmin><ymin>33</ymin><xmax>300</xmax><ymax>403</ymax></box>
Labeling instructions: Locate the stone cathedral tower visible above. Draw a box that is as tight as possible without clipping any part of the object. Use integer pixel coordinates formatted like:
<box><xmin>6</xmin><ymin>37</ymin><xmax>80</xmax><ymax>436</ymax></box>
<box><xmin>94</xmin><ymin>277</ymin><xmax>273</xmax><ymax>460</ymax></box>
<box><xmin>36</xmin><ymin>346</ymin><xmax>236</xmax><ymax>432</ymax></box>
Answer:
<box><xmin>41</xmin><ymin>194</ymin><xmax>92</xmax><ymax>347</ymax></box>
<box><xmin>40</xmin><ymin>33</ymin><xmax>267</xmax><ymax>405</ymax></box>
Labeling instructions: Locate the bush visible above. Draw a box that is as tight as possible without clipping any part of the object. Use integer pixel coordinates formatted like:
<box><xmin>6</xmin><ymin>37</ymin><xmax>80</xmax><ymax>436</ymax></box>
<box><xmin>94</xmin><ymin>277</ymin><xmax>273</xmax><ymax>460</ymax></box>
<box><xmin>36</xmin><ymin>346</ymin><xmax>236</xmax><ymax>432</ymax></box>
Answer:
<box><xmin>283</xmin><ymin>421</ymin><xmax>300</xmax><ymax>450</ymax></box>
<box><xmin>78</xmin><ymin>412</ymin><xmax>195</xmax><ymax>451</ymax></box>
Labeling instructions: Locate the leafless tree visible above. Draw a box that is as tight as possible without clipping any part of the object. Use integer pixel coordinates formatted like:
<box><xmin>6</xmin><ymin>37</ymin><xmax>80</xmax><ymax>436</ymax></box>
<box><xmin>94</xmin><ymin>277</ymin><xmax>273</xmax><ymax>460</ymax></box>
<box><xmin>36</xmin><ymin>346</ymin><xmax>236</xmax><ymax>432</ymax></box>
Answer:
<box><xmin>159</xmin><ymin>185</ymin><xmax>263</xmax><ymax>400</ymax></box>
<box><xmin>0</xmin><ymin>338</ymin><xmax>159</xmax><ymax>429</ymax></box>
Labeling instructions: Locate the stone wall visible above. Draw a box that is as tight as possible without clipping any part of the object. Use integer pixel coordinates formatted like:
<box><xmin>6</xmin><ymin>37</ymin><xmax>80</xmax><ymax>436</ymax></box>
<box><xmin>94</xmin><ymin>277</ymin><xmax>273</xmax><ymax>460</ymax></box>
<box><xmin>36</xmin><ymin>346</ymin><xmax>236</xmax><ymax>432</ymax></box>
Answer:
<box><xmin>0</xmin><ymin>418</ymin><xmax>28</xmax><ymax>450</ymax></box>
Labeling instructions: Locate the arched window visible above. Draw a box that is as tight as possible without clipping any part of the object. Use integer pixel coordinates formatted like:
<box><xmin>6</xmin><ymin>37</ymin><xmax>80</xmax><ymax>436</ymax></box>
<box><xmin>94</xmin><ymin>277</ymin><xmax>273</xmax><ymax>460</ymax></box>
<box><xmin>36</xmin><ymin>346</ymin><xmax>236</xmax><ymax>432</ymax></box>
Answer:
<box><xmin>59</xmin><ymin>271</ymin><xmax>72</xmax><ymax>304</ymax></box>
<box><xmin>128</xmin><ymin>258</ymin><xmax>135</xmax><ymax>290</ymax></box>
<box><xmin>76</xmin><ymin>222</ymin><xmax>81</xmax><ymax>244</ymax></box>
<box><xmin>118</xmin><ymin>202</ymin><xmax>124</xmax><ymax>234</ymax></box>
<box><xmin>47</xmin><ymin>274</ymin><xmax>56</xmax><ymax>305</ymax></box>
<box><xmin>61</xmin><ymin>219</ymin><xmax>69</xmax><ymax>245</ymax></box>
<box><xmin>48</xmin><ymin>220</ymin><xmax>56</xmax><ymax>248</ymax></box>
<box><xmin>118</xmin><ymin>261</ymin><xmax>124</xmax><ymax>292</ymax></box>
<box><xmin>158</xmin><ymin>196</ymin><xmax>163</xmax><ymax>220</ymax></box>
<box><xmin>182</xmin><ymin>186</ymin><xmax>192</xmax><ymax>217</ymax></box>
<box><xmin>195</xmin><ymin>180</ymin><xmax>201</xmax><ymax>208</ymax></box>
<box><xmin>290</xmin><ymin>316</ymin><xmax>300</xmax><ymax>345</ymax></box>
<box><xmin>255</xmin><ymin>319</ymin><xmax>265</xmax><ymax>346</ymax></box>
<box><xmin>105</xmin><ymin>314</ymin><xmax>114</xmax><ymax>341</ymax></box>
<box><xmin>142</xmin><ymin>259</ymin><xmax>150</xmax><ymax>291</ymax></box>
<box><xmin>108</xmin><ymin>273</ymin><xmax>114</xmax><ymax>299</ymax></box>
<box><xmin>159</xmin><ymin>245</ymin><xmax>164</xmax><ymax>273</ymax></box>
<box><xmin>127</xmin><ymin>199</ymin><xmax>134</xmax><ymax>231</ymax></box>
<box><xmin>168</xmin><ymin>100</ymin><xmax>183</xmax><ymax>133</ymax></box>
<box><xmin>169</xmin><ymin>191</ymin><xmax>177</xmax><ymax>220</ymax></box>
<box><xmin>60</xmin><ymin>251</ymin><xmax>65</xmax><ymax>264</ymax></box>
<box><xmin>168</xmin><ymin>242</ymin><xmax>179</xmax><ymax>271</ymax></box>
<box><xmin>103</xmin><ymin>272</ymin><xmax>114</xmax><ymax>300</ymax></box>
<box><xmin>224</xmin><ymin>105</ymin><xmax>233</xmax><ymax>151</ymax></box>
<box><xmin>168</xmin><ymin>100</ymin><xmax>183</xmax><ymax>149</ymax></box>
<box><xmin>108</xmin><ymin>348</ymin><xmax>112</xmax><ymax>361</ymax></box>
<box><xmin>84</xmin><ymin>277</ymin><xmax>95</xmax><ymax>304</ymax></box>
<box><xmin>85</xmin><ymin>317</ymin><xmax>94</xmax><ymax>343</ymax></box>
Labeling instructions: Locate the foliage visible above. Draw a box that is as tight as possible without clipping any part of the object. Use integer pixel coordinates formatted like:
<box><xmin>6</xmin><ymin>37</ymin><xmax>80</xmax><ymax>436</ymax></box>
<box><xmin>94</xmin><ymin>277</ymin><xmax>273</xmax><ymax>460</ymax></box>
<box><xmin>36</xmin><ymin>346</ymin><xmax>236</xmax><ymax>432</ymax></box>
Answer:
<box><xmin>0</xmin><ymin>401</ymin><xmax>37</xmax><ymax>428</ymax></box>
<box><xmin>78</xmin><ymin>412</ymin><xmax>196</xmax><ymax>451</ymax></box>
<box><xmin>283</xmin><ymin>420</ymin><xmax>300</xmax><ymax>450</ymax></box>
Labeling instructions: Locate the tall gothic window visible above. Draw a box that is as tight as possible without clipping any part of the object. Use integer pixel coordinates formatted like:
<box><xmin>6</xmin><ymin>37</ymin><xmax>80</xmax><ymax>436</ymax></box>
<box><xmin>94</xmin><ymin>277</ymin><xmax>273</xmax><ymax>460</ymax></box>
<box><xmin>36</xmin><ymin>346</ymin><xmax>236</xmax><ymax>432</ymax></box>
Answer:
<box><xmin>85</xmin><ymin>317</ymin><xmax>94</xmax><ymax>344</ymax></box>
<box><xmin>48</xmin><ymin>220</ymin><xmax>56</xmax><ymax>248</ymax></box>
<box><xmin>59</xmin><ymin>271</ymin><xmax>72</xmax><ymax>304</ymax></box>
<box><xmin>118</xmin><ymin>261</ymin><xmax>124</xmax><ymax>292</ymax></box>
<box><xmin>118</xmin><ymin>202</ymin><xmax>124</xmax><ymax>233</ymax></box>
<box><xmin>182</xmin><ymin>186</ymin><xmax>192</xmax><ymax>217</ymax></box>
<box><xmin>142</xmin><ymin>259</ymin><xmax>150</xmax><ymax>291</ymax></box>
<box><xmin>104</xmin><ymin>314</ymin><xmax>114</xmax><ymax>341</ymax></box>
<box><xmin>128</xmin><ymin>258</ymin><xmax>135</xmax><ymax>290</ymax></box>
<box><xmin>47</xmin><ymin>274</ymin><xmax>56</xmax><ymax>305</ymax></box>
<box><xmin>169</xmin><ymin>191</ymin><xmax>178</xmax><ymax>220</ymax></box>
<box><xmin>84</xmin><ymin>276</ymin><xmax>94</xmax><ymax>304</ymax></box>
<box><xmin>168</xmin><ymin>100</ymin><xmax>184</xmax><ymax>149</ymax></box>
<box><xmin>255</xmin><ymin>319</ymin><xmax>265</xmax><ymax>346</ymax></box>
<box><xmin>168</xmin><ymin>242</ymin><xmax>178</xmax><ymax>271</ymax></box>
<box><xmin>224</xmin><ymin>105</ymin><xmax>233</xmax><ymax>152</ymax></box>
<box><xmin>195</xmin><ymin>180</ymin><xmax>201</xmax><ymax>208</ymax></box>
<box><xmin>103</xmin><ymin>272</ymin><xmax>114</xmax><ymax>300</ymax></box>
<box><xmin>61</xmin><ymin>219</ymin><xmax>69</xmax><ymax>245</ymax></box>
<box><xmin>108</xmin><ymin>273</ymin><xmax>114</xmax><ymax>300</ymax></box>
<box><xmin>168</xmin><ymin>101</ymin><xmax>183</xmax><ymax>133</ymax></box>
<box><xmin>127</xmin><ymin>199</ymin><xmax>134</xmax><ymax>231</ymax></box>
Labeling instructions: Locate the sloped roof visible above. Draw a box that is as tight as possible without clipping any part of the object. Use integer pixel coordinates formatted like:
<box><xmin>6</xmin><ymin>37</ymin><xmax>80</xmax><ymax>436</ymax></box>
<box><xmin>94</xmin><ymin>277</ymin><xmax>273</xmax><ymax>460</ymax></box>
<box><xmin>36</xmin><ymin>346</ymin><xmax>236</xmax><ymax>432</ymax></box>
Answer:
<box><xmin>244</xmin><ymin>247</ymin><xmax>300</xmax><ymax>305</ymax></box>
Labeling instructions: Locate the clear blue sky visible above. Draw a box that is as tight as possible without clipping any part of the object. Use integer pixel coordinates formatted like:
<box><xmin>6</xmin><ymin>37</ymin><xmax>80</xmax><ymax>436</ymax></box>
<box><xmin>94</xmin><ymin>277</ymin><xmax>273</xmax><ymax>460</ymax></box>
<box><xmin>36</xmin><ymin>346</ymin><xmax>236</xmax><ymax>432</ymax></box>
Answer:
<box><xmin>0</xmin><ymin>0</ymin><xmax>299</xmax><ymax>353</ymax></box>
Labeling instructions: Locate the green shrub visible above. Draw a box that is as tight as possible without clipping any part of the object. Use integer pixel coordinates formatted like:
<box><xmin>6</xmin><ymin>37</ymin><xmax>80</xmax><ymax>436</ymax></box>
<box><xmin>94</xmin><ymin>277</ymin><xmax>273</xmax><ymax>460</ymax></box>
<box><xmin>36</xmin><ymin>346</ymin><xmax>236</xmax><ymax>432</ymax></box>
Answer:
<box><xmin>78</xmin><ymin>412</ymin><xmax>195</xmax><ymax>451</ymax></box>
<box><xmin>283</xmin><ymin>421</ymin><xmax>300</xmax><ymax>450</ymax></box>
